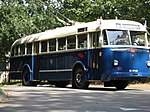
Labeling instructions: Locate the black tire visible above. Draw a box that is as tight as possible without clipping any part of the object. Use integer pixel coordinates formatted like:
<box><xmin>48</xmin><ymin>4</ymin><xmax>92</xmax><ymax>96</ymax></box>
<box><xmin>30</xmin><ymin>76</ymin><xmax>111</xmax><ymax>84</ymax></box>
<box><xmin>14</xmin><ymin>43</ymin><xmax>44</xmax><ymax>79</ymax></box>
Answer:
<box><xmin>22</xmin><ymin>69</ymin><xmax>39</xmax><ymax>86</ymax></box>
<box><xmin>22</xmin><ymin>69</ymin><xmax>32</xmax><ymax>86</ymax></box>
<box><xmin>114</xmin><ymin>80</ymin><xmax>128</xmax><ymax>90</ymax></box>
<box><xmin>72</xmin><ymin>68</ymin><xmax>89</xmax><ymax>89</ymax></box>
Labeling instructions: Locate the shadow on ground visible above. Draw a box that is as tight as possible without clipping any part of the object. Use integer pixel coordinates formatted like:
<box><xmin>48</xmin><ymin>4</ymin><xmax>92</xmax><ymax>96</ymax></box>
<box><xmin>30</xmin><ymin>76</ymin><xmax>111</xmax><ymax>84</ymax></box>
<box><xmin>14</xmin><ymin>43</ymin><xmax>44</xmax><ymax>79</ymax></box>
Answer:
<box><xmin>0</xmin><ymin>85</ymin><xmax>149</xmax><ymax>112</ymax></box>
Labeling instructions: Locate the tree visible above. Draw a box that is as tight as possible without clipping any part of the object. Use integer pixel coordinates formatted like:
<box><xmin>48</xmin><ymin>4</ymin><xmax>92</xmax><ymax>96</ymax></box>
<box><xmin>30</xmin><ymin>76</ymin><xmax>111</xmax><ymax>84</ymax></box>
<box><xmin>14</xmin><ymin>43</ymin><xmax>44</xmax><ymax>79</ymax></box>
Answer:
<box><xmin>55</xmin><ymin>0</ymin><xmax>150</xmax><ymax>35</ymax></box>
<box><xmin>0</xmin><ymin>0</ymin><xmax>59</xmax><ymax>60</ymax></box>
<box><xmin>0</xmin><ymin>0</ymin><xmax>150</xmax><ymax>61</ymax></box>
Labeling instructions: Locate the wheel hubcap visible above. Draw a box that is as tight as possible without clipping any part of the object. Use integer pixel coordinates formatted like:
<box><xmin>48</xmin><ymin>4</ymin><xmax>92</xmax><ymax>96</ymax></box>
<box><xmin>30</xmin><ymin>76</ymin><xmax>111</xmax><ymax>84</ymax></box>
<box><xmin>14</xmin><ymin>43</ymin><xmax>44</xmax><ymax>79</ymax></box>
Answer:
<box><xmin>76</xmin><ymin>73</ymin><xmax>82</xmax><ymax>84</ymax></box>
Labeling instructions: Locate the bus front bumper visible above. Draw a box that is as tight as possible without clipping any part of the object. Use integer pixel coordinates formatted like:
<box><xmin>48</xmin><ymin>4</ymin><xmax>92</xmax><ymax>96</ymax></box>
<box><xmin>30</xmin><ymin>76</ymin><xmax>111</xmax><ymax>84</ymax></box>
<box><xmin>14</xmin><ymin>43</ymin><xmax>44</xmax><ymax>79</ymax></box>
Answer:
<box><xmin>108</xmin><ymin>72</ymin><xmax>150</xmax><ymax>81</ymax></box>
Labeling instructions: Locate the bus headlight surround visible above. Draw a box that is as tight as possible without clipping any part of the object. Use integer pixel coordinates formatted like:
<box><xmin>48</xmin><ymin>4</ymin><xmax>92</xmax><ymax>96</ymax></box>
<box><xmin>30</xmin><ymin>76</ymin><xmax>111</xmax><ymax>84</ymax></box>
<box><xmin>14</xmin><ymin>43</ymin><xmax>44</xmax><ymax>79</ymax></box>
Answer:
<box><xmin>146</xmin><ymin>61</ymin><xmax>150</xmax><ymax>67</ymax></box>
<box><xmin>113</xmin><ymin>60</ymin><xmax>118</xmax><ymax>66</ymax></box>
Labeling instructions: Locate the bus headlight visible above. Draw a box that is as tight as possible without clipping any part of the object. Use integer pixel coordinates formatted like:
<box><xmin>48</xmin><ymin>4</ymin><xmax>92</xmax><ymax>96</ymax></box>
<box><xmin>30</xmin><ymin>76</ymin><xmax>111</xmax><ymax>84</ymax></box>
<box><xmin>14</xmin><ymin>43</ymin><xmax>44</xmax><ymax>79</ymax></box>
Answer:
<box><xmin>113</xmin><ymin>60</ymin><xmax>118</xmax><ymax>66</ymax></box>
<box><xmin>146</xmin><ymin>61</ymin><xmax>150</xmax><ymax>67</ymax></box>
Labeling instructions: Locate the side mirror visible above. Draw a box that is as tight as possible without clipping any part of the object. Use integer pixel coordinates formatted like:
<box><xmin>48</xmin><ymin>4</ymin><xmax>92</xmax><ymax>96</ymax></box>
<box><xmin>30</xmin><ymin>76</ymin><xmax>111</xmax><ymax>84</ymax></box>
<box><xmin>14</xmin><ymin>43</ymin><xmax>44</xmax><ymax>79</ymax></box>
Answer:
<box><xmin>5</xmin><ymin>52</ymin><xmax>10</xmax><ymax>58</ymax></box>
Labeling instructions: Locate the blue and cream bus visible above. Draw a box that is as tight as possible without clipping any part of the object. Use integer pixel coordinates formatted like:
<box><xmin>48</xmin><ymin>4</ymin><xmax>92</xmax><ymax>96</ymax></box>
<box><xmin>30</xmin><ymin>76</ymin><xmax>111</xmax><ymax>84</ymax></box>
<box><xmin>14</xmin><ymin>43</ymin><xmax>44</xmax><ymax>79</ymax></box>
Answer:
<box><xmin>9</xmin><ymin>18</ymin><xmax>150</xmax><ymax>90</ymax></box>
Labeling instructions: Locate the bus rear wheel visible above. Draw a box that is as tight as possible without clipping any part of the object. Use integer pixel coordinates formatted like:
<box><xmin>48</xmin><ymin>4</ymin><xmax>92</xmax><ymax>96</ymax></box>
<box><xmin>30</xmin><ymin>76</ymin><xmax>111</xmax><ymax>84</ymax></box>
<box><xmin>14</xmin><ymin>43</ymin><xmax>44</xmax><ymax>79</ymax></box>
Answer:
<box><xmin>22</xmin><ymin>69</ymin><xmax>39</xmax><ymax>86</ymax></box>
<box><xmin>114</xmin><ymin>80</ymin><xmax>128</xmax><ymax>90</ymax></box>
<box><xmin>72</xmin><ymin>67</ymin><xmax>89</xmax><ymax>89</ymax></box>
<box><xmin>22</xmin><ymin>69</ymin><xmax>31</xmax><ymax>86</ymax></box>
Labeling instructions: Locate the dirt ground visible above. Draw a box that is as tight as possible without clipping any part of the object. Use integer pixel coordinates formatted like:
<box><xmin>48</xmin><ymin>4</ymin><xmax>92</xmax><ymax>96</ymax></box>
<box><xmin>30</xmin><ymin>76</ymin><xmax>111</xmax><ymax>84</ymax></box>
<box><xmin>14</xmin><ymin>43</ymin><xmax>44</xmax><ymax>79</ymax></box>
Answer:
<box><xmin>88</xmin><ymin>83</ymin><xmax>150</xmax><ymax>90</ymax></box>
<box><xmin>127</xmin><ymin>83</ymin><xmax>150</xmax><ymax>90</ymax></box>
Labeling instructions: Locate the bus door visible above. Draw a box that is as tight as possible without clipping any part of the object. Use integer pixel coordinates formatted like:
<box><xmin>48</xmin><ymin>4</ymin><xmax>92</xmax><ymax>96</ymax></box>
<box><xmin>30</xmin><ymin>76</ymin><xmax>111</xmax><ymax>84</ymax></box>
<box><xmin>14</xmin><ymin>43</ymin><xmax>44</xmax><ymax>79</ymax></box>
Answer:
<box><xmin>89</xmin><ymin>31</ymin><xmax>104</xmax><ymax>80</ymax></box>
<box><xmin>89</xmin><ymin>49</ymin><xmax>102</xmax><ymax>80</ymax></box>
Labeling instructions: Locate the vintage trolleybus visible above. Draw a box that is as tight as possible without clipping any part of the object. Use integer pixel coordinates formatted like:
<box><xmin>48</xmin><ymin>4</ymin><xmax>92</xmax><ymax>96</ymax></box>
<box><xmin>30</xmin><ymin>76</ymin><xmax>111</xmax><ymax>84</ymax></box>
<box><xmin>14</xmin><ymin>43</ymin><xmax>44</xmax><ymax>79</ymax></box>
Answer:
<box><xmin>9</xmin><ymin>18</ymin><xmax>150</xmax><ymax>90</ymax></box>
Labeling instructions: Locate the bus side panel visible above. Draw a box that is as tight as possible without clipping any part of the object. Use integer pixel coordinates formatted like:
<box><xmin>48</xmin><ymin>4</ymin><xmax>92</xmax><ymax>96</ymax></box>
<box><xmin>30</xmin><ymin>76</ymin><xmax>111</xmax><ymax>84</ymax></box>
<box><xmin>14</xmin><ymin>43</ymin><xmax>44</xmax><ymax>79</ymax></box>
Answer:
<box><xmin>39</xmin><ymin>72</ymin><xmax>71</xmax><ymax>80</ymax></box>
<box><xmin>38</xmin><ymin>53</ymin><xmax>72</xmax><ymax>81</ymax></box>
<box><xmin>57</xmin><ymin>54</ymin><xmax>65</xmax><ymax>69</ymax></box>
<box><xmin>9</xmin><ymin>57</ymin><xmax>22</xmax><ymax>79</ymax></box>
<box><xmin>65</xmin><ymin>52</ymin><xmax>77</xmax><ymax>69</ymax></box>
<box><xmin>38</xmin><ymin>50</ymin><xmax>88</xmax><ymax>81</ymax></box>
<box><xmin>9</xmin><ymin>56</ymin><xmax>32</xmax><ymax>80</ymax></box>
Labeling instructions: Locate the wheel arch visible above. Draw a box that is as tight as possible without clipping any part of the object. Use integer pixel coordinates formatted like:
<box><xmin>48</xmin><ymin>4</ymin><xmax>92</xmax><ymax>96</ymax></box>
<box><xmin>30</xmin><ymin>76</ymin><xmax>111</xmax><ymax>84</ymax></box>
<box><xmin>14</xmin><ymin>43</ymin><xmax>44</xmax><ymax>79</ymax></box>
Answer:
<box><xmin>22</xmin><ymin>64</ymin><xmax>32</xmax><ymax>78</ymax></box>
<box><xmin>22</xmin><ymin>64</ymin><xmax>39</xmax><ymax>86</ymax></box>
<box><xmin>72</xmin><ymin>61</ymin><xmax>89</xmax><ymax>89</ymax></box>
<box><xmin>72</xmin><ymin>61</ymin><xmax>87</xmax><ymax>76</ymax></box>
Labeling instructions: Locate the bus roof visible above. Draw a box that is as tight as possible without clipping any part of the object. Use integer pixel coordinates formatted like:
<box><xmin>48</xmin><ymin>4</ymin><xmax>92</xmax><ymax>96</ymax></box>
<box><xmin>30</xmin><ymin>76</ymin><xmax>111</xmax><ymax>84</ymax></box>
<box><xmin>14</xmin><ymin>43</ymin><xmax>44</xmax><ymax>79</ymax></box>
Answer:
<box><xmin>12</xmin><ymin>19</ymin><xmax>146</xmax><ymax>46</ymax></box>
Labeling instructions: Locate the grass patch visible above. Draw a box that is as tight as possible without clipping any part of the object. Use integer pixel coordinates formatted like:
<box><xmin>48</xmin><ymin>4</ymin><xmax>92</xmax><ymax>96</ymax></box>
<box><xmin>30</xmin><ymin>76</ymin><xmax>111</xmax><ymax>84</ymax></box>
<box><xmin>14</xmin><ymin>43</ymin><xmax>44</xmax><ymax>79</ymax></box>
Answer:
<box><xmin>0</xmin><ymin>80</ymin><xmax>22</xmax><ymax>87</ymax></box>
<box><xmin>7</xmin><ymin>80</ymin><xmax>22</xmax><ymax>86</ymax></box>
<box><xmin>0</xmin><ymin>88</ymin><xmax>4</xmax><ymax>95</ymax></box>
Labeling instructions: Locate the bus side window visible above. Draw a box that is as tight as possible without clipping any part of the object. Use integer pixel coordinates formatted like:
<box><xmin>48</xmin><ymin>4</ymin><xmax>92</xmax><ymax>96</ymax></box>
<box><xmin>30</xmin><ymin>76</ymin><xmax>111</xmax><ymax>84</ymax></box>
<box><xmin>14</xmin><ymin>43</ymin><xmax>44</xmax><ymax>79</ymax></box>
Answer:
<box><xmin>14</xmin><ymin>45</ymin><xmax>19</xmax><ymax>56</ymax></box>
<box><xmin>33</xmin><ymin>42</ymin><xmax>39</xmax><ymax>54</ymax></box>
<box><xmin>90</xmin><ymin>31</ymin><xmax>107</xmax><ymax>47</ymax></box>
<box><xmin>67</xmin><ymin>35</ymin><xmax>76</xmax><ymax>49</ymax></box>
<box><xmin>20</xmin><ymin>44</ymin><xmax>25</xmax><ymax>55</ymax></box>
<box><xmin>27</xmin><ymin>43</ymin><xmax>32</xmax><ymax>54</ymax></box>
<box><xmin>78</xmin><ymin>34</ymin><xmax>87</xmax><ymax>48</ymax></box>
<box><xmin>49</xmin><ymin>39</ymin><xmax>56</xmax><ymax>51</ymax></box>
<box><xmin>58</xmin><ymin>38</ymin><xmax>66</xmax><ymax>50</ymax></box>
<box><xmin>41</xmin><ymin>41</ymin><xmax>47</xmax><ymax>52</ymax></box>
<box><xmin>92</xmin><ymin>32</ymin><xmax>100</xmax><ymax>47</ymax></box>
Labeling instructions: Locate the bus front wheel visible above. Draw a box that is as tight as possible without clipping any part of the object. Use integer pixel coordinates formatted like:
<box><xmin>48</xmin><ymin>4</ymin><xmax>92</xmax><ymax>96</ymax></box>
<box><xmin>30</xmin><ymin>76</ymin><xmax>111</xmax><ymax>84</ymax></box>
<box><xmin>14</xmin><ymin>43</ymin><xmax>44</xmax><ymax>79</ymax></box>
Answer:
<box><xmin>72</xmin><ymin>68</ymin><xmax>89</xmax><ymax>89</ymax></box>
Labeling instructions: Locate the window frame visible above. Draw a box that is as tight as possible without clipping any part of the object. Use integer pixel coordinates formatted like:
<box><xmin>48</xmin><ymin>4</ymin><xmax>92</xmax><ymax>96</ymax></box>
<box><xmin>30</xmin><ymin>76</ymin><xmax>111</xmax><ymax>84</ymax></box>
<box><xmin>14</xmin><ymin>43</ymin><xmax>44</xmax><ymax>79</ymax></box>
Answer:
<box><xmin>26</xmin><ymin>43</ymin><xmax>32</xmax><ymax>55</ymax></box>
<box><xmin>58</xmin><ymin>37</ymin><xmax>67</xmax><ymax>51</ymax></box>
<box><xmin>49</xmin><ymin>39</ymin><xmax>56</xmax><ymax>52</ymax></box>
<box><xmin>41</xmin><ymin>40</ymin><xmax>48</xmax><ymax>53</ymax></box>
<box><xmin>67</xmin><ymin>35</ymin><xmax>76</xmax><ymax>50</ymax></box>
<box><xmin>20</xmin><ymin>44</ymin><xmax>25</xmax><ymax>55</ymax></box>
<box><xmin>77</xmin><ymin>34</ymin><xmax>87</xmax><ymax>49</ymax></box>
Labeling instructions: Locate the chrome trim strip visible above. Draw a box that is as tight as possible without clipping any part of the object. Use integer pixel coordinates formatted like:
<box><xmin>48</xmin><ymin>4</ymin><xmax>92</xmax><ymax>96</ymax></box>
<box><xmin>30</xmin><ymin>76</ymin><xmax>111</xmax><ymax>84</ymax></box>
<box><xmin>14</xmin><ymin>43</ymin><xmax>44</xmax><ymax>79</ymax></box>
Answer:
<box><xmin>102</xmin><ymin>45</ymin><xmax>149</xmax><ymax>49</ymax></box>
<box><xmin>136</xmin><ymin>49</ymin><xmax>149</xmax><ymax>53</ymax></box>
<box><xmin>9</xmin><ymin>71</ymin><xmax>22</xmax><ymax>73</ymax></box>
<box><xmin>39</xmin><ymin>69</ymin><xmax>72</xmax><ymax>73</ymax></box>
<box><xmin>111</xmin><ymin>48</ymin><xmax>149</xmax><ymax>52</ymax></box>
<box><xmin>111</xmin><ymin>48</ymin><xmax>128</xmax><ymax>52</ymax></box>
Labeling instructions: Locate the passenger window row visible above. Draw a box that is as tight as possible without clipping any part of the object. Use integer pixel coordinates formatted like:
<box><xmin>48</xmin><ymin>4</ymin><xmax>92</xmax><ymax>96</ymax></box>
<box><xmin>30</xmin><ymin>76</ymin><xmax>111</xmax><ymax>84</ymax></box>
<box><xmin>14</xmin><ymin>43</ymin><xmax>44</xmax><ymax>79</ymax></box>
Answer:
<box><xmin>11</xmin><ymin>34</ymin><xmax>88</xmax><ymax>56</ymax></box>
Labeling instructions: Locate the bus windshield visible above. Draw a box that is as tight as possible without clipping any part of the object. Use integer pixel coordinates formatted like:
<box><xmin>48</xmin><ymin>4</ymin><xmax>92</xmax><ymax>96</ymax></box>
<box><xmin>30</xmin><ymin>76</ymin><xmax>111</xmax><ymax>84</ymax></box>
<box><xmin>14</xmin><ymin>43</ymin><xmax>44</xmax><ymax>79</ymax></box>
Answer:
<box><xmin>107</xmin><ymin>30</ymin><xmax>130</xmax><ymax>45</ymax></box>
<box><xmin>130</xmin><ymin>31</ymin><xmax>145</xmax><ymax>46</ymax></box>
<box><xmin>107</xmin><ymin>30</ymin><xmax>146</xmax><ymax>46</ymax></box>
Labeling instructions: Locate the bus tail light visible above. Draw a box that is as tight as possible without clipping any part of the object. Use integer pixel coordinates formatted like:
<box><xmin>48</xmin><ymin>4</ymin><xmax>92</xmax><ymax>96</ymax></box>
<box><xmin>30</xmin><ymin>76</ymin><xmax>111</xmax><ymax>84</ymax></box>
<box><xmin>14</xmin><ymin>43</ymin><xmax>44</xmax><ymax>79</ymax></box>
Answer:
<box><xmin>113</xmin><ymin>60</ymin><xmax>118</xmax><ymax>66</ymax></box>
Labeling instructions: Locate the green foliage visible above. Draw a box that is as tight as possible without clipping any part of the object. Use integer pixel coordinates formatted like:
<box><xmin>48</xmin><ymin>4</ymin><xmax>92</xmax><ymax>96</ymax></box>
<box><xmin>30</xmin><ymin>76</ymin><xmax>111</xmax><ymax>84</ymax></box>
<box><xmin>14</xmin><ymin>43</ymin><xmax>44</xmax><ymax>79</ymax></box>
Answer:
<box><xmin>0</xmin><ymin>88</ymin><xmax>4</xmax><ymax>95</ymax></box>
<box><xmin>0</xmin><ymin>0</ymin><xmax>150</xmax><ymax>61</ymax></box>
<box><xmin>0</xmin><ymin>79</ymin><xmax>22</xmax><ymax>86</ymax></box>
<box><xmin>0</xmin><ymin>0</ymin><xmax>59</xmax><ymax>60</ymax></box>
